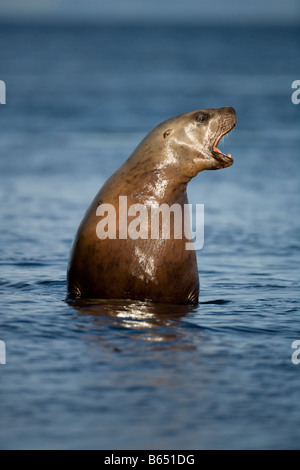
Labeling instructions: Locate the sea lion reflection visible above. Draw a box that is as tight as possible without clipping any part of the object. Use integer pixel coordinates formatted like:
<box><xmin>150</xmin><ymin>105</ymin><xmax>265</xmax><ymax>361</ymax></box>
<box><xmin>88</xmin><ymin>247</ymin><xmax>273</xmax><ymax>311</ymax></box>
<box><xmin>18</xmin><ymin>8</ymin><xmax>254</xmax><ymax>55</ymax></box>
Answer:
<box><xmin>68</xmin><ymin>299</ymin><xmax>198</xmax><ymax>347</ymax></box>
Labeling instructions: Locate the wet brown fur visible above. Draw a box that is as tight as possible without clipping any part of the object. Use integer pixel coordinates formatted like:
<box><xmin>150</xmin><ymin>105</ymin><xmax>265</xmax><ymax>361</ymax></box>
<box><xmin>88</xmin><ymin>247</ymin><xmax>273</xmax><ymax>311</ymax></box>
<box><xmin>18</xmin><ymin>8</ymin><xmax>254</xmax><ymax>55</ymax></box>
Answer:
<box><xmin>67</xmin><ymin>107</ymin><xmax>236</xmax><ymax>304</ymax></box>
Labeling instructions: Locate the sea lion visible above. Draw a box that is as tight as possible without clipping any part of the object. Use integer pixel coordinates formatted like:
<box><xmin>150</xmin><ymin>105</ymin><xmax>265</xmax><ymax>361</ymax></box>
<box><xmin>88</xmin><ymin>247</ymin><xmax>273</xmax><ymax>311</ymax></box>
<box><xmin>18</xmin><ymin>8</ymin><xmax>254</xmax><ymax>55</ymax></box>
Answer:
<box><xmin>67</xmin><ymin>107</ymin><xmax>236</xmax><ymax>304</ymax></box>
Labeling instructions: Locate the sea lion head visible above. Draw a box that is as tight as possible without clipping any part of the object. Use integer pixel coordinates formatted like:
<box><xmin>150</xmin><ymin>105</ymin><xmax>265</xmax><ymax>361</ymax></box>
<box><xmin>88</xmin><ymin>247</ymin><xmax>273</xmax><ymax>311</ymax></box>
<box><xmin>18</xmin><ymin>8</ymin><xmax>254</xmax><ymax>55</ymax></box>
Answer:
<box><xmin>141</xmin><ymin>106</ymin><xmax>237</xmax><ymax>180</ymax></box>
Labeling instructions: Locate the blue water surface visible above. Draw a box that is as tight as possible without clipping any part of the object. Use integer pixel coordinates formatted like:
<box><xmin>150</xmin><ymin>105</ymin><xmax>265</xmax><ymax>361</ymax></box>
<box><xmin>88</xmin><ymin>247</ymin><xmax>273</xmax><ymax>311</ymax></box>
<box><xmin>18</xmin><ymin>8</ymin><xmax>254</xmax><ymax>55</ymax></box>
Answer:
<box><xmin>0</xmin><ymin>23</ymin><xmax>299</xmax><ymax>449</ymax></box>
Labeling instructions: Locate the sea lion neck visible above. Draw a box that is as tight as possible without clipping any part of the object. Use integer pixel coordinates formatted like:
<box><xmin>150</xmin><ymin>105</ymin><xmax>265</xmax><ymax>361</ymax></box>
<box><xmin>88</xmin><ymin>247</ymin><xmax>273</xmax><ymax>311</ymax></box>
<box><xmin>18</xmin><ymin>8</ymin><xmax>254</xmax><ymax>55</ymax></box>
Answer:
<box><xmin>117</xmin><ymin>153</ymin><xmax>191</xmax><ymax>205</ymax></box>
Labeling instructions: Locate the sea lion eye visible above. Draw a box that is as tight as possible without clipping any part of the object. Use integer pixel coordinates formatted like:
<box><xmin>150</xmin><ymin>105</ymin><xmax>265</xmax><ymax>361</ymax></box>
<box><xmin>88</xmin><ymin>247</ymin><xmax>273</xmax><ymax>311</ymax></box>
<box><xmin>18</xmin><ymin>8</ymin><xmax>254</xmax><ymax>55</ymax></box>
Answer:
<box><xmin>163</xmin><ymin>129</ymin><xmax>172</xmax><ymax>138</ymax></box>
<box><xmin>196</xmin><ymin>113</ymin><xmax>208</xmax><ymax>123</ymax></box>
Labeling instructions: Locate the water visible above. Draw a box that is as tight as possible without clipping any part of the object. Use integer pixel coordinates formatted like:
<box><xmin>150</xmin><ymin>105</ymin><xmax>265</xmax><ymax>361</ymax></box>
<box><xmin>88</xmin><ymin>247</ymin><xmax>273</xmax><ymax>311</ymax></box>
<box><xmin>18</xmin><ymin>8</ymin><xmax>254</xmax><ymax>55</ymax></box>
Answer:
<box><xmin>0</xmin><ymin>22</ymin><xmax>299</xmax><ymax>449</ymax></box>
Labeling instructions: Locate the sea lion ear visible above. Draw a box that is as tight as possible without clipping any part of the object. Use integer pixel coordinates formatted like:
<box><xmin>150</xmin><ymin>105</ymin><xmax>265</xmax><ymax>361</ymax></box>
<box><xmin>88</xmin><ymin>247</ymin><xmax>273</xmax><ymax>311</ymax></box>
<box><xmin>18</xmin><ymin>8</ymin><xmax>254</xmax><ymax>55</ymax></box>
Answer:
<box><xmin>163</xmin><ymin>129</ymin><xmax>173</xmax><ymax>139</ymax></box>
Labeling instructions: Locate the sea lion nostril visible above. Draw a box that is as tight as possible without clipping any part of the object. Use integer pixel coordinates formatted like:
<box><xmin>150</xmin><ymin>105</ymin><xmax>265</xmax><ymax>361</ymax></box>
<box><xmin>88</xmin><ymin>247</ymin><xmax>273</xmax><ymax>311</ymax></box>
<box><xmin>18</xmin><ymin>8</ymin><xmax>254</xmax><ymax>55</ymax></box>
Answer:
<box><xmin>221</xmin><ymin>106</ymin><xmax>236</xmax><ymax>115</ymax></box>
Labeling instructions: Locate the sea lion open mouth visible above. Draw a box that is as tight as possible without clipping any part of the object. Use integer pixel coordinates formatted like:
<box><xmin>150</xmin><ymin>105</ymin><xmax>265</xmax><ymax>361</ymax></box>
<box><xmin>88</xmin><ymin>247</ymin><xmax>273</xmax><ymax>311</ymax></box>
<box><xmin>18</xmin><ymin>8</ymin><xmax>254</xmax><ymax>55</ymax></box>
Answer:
<box><xmin>212</xmin><ymin>121</ymin><xmax>236</xmax><ymax>166</ymax></box>
<box><xmin>213</xmin><ymin>126</ymin><xmax>233</xmax><ymax>157</ymax></box>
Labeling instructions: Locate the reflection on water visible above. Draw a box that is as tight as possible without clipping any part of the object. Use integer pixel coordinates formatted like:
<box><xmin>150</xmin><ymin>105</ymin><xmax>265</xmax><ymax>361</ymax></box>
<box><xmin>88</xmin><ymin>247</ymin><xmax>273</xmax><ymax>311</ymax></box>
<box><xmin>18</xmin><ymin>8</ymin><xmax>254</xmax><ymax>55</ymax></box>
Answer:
<box><xmin>68</xmin><ymin>298</ymin><xmax>198</xmax><ymax>350</ymax></box>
